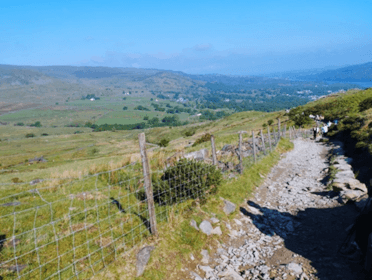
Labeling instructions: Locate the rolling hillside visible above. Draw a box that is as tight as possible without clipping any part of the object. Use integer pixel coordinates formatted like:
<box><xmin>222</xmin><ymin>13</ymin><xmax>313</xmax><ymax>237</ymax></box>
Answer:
<box><xmin>298</xmin><ymin>62</ymin><xmax>372</xmax><ymax>83</ymax></box>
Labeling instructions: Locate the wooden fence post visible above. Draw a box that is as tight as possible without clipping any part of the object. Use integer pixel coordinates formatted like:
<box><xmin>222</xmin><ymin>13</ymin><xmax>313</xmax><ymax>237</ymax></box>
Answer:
<box><xmin>260</xmin><ymin>129</ymin><xmax>266</xmax><ymax>155</ymax></box>
<box><xmin>267</xmin><ymin>126</ymin><xmax>272</xmax><ymax>152</ymax></box>
<box><xmin>284</xmin><ymin>124</ymin><xmax>287</xmax><ymax>138</ymax></box>
<box><xmin>211</xmin><ymin>135</ymin><xmax>217</xmax><ymax>166</ymax></box>
<box><xmin>252</xmin><ymin>131</ymin><xmax>257</xmax><ymax>163</ymax></box>
<box><xmin>278</xmin><ymin>118</ymin><xmax>281</xmax><ymax>138</ymax></box>
<box><xmin>238</xmin><ymin>132</ymin><xmax>243</xmax><ymax>174</ymax></box>
<box><xmin>273</xmin><ymin>127</ymin><xmax>277</xmax><ymax>144</ymax></box>
<box><xmin>138</xmin><ymin>133</ymin><xmax>158</xmax><ymax>237</ymax></box>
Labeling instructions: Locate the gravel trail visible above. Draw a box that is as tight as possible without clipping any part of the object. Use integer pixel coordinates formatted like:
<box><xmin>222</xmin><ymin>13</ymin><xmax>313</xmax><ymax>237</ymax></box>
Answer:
<box><xmin>191</xmin><ymin>138</ymin><xmax>366</xmax><ymax>280</ymax></box>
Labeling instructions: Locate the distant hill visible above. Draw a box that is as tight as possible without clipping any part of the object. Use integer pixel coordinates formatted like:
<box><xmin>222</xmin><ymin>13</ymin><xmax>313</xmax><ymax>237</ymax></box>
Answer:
<box><xmin>0</xmin><ymin>64</ymin><xmax>360</xmax><ymax>115</ymax></box>
<box><xmin>298</xmin><ymin>62</ymin><xmax>372</xmax><ymax>82</ymax></box>
<box><xmin>0</xmin><ymin>66</ymin><xmax>53</xmax><ymax>86</ymax></box>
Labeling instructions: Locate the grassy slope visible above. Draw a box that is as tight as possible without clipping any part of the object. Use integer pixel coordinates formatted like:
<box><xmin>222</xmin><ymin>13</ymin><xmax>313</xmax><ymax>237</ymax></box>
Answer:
<box><xmin>0</xmin><ymin>110</ymin><xmax>287</xmax><ymax>184</ymax></box>
<box><xmin>291</xmin><ymin>88</ymin><xmax>372</xmax><ymax>154</ymax></box>
<box><xmin>95</xmin><ymin>138</ymin><xmax>294</xmax><ymax>280</ymax></box>
<box><xmin>0</xmin><ymin>109</ymin><xmax>292</xmax><ymax>280</ymax></box>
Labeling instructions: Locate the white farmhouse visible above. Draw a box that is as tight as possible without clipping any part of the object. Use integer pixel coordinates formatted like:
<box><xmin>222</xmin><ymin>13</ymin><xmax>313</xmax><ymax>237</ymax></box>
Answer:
<box><xmin>90</xmin><ymin>98</ymin><xmax>95</xmax><ymax>101</ymax></box>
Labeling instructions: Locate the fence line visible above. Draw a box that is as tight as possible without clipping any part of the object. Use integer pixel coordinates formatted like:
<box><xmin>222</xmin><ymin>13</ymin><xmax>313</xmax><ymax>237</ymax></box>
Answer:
<box><xmin>0</xmin><ymin>125</ymin><xmax>310</xmax><ymax>279</ymax></box>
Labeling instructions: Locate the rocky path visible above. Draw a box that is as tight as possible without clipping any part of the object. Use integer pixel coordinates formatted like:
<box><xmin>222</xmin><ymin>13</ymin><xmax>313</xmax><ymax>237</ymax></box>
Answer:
<box><xmin>191</xmin><ymin>138</ymin><xmax>366</xmax><ymax>280</ymax></box>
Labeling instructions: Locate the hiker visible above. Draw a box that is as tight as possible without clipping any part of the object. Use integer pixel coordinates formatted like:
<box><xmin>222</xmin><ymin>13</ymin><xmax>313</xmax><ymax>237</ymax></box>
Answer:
<box><xmin>313</xmin><ymin>126</ymin><xmax>317</xmax><ymax>140</ymax></box>
<box><xmin>322</xmin><ymin>125</ymin><xmax>328</xmax><ymax>135</ymax></box>
<box><xmin>327</xmin><ymin>121</ymin><xmax>332</xmax><ymax>127</ymax></box>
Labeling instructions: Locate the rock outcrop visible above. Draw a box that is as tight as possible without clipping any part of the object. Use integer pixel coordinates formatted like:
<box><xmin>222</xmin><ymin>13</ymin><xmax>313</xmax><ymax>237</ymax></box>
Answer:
<box><xmin>330</xmin><ymin>141</ymin><xmax>368</xmax><ymax>204</ymax></box>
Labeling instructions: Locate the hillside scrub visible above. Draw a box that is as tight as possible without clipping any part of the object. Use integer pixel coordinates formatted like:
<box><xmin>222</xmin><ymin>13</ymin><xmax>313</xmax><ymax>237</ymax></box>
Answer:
<box><xmin>289</xmin><ymin>88</ymin><xmax>372</xmax><ymax>155</ymax></box>
<box><xmin>138</xmin><ymin>159</ymin><xmax>222</xmax><ymax>205</ymax></box>
<box><xmin>192</xmin><ymin>133</ymin><xmax>212</xmax><ymax>147</ymax></box>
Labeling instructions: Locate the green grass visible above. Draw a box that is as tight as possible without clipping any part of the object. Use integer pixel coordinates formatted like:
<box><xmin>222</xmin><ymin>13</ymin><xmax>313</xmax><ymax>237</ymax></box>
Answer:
<box><xmin>289</xmin><ymin>87</ymin><xmax>372</xmax><ymax>155</ymax></box>
<box><xmin>96</xmin><ymin>138</ymin><xmax>293</xmax><ymax>280</ymax></box>
<box><xmin>0</xmin><ymin>109</ymin><xmax>289</xmax><ymax>184</ymax></box>
<box><xmin>0</xmin><ymin>104</ymin><xmax>292</xmax><ymax>279</ymax></box>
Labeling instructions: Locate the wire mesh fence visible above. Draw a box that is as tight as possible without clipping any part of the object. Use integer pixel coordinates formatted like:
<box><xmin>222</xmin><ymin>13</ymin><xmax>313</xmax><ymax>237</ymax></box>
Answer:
<box><xmin>0</xmin><ymin>125</ymin><xmax>310</xmax><ymax>279</ymax></box>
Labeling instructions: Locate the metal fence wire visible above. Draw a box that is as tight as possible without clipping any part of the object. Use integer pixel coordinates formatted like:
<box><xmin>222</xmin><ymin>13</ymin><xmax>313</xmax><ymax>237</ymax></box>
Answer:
<box><xmin>0</xmin><ymin>125</ymin><xmax>310</xmax><ymax>279</ymax></box>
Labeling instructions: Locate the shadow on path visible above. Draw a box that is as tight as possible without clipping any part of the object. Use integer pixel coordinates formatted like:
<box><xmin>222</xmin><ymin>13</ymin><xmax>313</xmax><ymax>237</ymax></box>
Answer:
<box><xmin>241</xmin><ymin>200</ymin><xmax>367</xmax><ymax>280</ymax></box>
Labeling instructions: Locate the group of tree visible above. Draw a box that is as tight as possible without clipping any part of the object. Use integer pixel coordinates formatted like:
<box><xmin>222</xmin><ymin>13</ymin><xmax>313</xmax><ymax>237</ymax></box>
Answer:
<box><xmin>15</xmin><ymin>121</ymin><xmax>42</xmax><ymax>127</ymax></box>
<box><xmin>81</xmin><ymin>94</ymin><xmax>100</xmax><ymax>100</ymax></box>
<box><xmin>199</xmin><ymin>110</ymin><xmax>229</xmax><ymax>121</ymax></box>
<box><xmin>151</xmin><ymin>103</ymin><xmax>166</xmax><ymax>112</ymax></box>
<box><xmin>134</xmin><ymin>105</ymin><xmax>150</xmax><ymax>111</ymax></box>
<box><xmin>84</xmin><ymin>114</ymin><xmax>187</xmax><ymax>132</ymax></box>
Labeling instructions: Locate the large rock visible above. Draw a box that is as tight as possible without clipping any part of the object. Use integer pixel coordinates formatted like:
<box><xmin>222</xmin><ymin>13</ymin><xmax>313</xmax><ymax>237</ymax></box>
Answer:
<box><xmin>223</xmin><ymin>199</ymin><xmax>236</xmax><ymax>215</ymax></box>
<box><xmin>221</xmin><ymin>145</ymin><xmax>233</xmax><ymax>152</ymax></box>
<box><xmin>334</xmin><ymin>163</ymin><xmax>352</xmax><ymax>171</ymax></box>
<box><xmin>199</xmin><ymin>220</ymin><xmax>213</xmax><ymax>235</ymax></box>
<box><xmin>223</xmin><ymin>162</ymin><xmax>234</xmax><ymax>172</ymax></box>
<box><xmin>28</xmin><ymin>155</ymin><xmax>47</xmax><ymax>163</ymax></box>
<box><xmin>201</xmin><ymin>249</ymin><xmax>210</xmax><ymax>264</ymax></box>
<box><xmin>136</xmin><ymin>246</ymin><xmax>155</xmax><ymax>277</ymax></box>
<box><xmin>217</xmin><ymin>161</ymin><xmax>226</xmax><ymax>170</ymax></box>
<box><xmin>199</xmin><ymin>265</ymin><xmax>214</xmax><ymax>278</ymax></box>
<box><xmin>332</xmin><ymin>178</ymin><xmax>368</xmax><ymax>193</ymax></box>
<box><xmin>211</xmin><ymin>226</ymin><xmax>222</xmax><ymax>235</ymax></box>
<box><xmin>184</xmin><ymin>149</ymin><xmax>209</xmax><ymax>161</ymax></box>
<box><xmin>218</xmin><ymin>267</ymin><xmax>244</xmax><ymax>280</ymax></box>
<box><xmin>340</xmin><ymin>190</ymin><xmax>368</xmax><ymax>203</ymax></box>
<box><xmin>336</xmin><ymin>170</ymin><xmax>355</xmax><ymax>177</ymax></box>
<box><xmin>190</xmin><ymin>271</ymin><xmax>203</xmax><ymax>280</ymax></box>
<box><xmin>348</xmin><ymin>181</ymin><xmax>368</xmax><ymax>192</ymax></box>
<box><xmin>287</xmin><ymin>262</ymin><xmax>303</xmax><ymax>275</ymax></box>
<box><xmin>29</xmin><ymin>179</ymin><xmax>43</xmax><ymax>185</ymax></box>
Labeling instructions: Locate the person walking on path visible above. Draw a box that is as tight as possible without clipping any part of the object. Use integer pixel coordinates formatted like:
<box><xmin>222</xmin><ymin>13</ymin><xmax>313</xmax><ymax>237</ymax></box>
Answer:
<box><xmin>313</xmin><ymin>126</ymin><xmax>317</xmax><ymax>140</ymax></box>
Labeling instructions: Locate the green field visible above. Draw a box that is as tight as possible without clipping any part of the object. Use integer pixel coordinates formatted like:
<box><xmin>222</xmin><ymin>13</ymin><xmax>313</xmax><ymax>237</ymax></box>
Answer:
<box><xmin>0</xmin><ymin>95</ymin><xmax>205</xmax><ymax>135</ymax></box>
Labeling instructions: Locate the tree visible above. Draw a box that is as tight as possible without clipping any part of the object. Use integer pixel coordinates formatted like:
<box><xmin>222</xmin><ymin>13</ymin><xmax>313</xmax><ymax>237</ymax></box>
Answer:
<box><xmin>148</xmin><ymin>117</ymin><xmax>160</xmax><ymax>126</ymax></box>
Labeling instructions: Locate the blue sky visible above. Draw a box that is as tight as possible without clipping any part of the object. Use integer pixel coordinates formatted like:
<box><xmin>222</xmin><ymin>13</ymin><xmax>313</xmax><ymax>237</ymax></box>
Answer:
<box><xmin>1</xmin><ymin>0</ymin><xmax>371</xmax><ymax>75</ymax></box>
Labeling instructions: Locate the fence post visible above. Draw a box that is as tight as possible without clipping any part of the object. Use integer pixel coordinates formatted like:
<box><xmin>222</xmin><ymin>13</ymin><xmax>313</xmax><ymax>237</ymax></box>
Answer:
<box><xmin>267</xmin><ymin>126</ymin><xmax>272</xmax><ymax>152</ymax></box>
<box><xmin>289</xmin><ymin>127</ymin><xmax>292</xmax><ymax>140</ymax></box>
<box><xmin>260</xmin><ymin>129</ymin><xmax>266</xmax><ymax>155</ymax></box>
<box><xmin>238</xmin><ymin>132</ymin><xmax>243</xmax><ymax>174</ymax></box>
<box><xmin>138</xmin><ymin>133</ymin><xmax>158</xmax><ymax>237</ymax></box>
<box><xmin>284</xmin><ymin>124</ymin><xmax>287</xmax><ymax>138</ymax></box>
<box><xmin>211</xmin><ymin>135</ymin><xmax>217</xmax><ymax>166</ymax></box>
<box><xmin>278</xmin><ymin>118</ymin><xmax>281</xmax><ymax>138</ymax></box>
<box><xmin>252</xmin><ymin>131</ymin><xmax>257</xmax><ymax>163</ymax></box>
